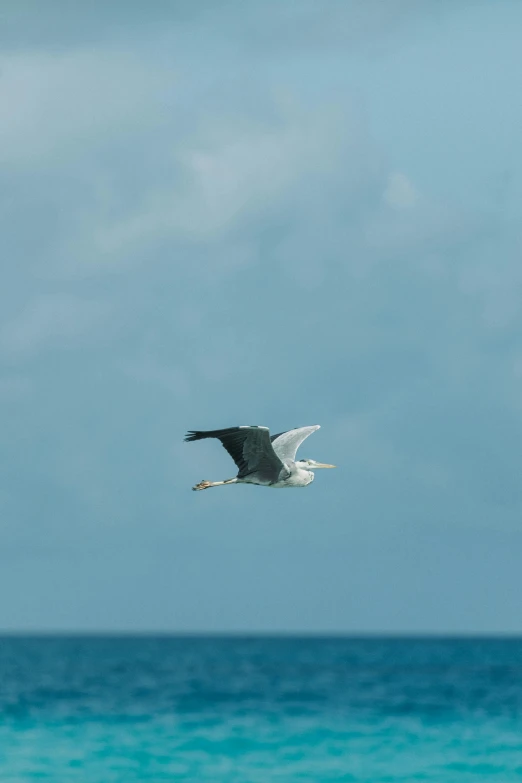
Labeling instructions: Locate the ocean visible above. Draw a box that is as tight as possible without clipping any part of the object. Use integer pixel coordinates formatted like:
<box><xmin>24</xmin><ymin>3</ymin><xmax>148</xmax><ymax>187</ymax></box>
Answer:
<box><xmin>0</xmin><ymin>636</ymin><xmax>521</xmax><ymax>781</ymax></box>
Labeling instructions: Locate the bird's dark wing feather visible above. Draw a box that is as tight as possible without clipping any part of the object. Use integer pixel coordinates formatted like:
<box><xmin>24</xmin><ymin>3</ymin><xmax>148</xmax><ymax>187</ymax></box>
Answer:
<box><xmin>185</xmin><ymin>426</ymin><xmax>285</xmax><ymax>481</ymax></box>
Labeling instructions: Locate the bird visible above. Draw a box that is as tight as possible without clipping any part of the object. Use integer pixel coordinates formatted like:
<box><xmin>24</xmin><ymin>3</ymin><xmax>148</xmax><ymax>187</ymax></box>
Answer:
<box><xmin>184</xmin><ymin>424</ymin><xmax>335</xmax><ymax>491</ymax></box>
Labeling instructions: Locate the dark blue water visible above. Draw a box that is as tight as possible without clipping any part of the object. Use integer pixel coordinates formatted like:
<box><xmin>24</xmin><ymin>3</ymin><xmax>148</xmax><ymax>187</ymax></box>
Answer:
<box><xmin>0</xmin><ymin>636</ymin><xmax>521</xmax><ymax>781</ymax></box>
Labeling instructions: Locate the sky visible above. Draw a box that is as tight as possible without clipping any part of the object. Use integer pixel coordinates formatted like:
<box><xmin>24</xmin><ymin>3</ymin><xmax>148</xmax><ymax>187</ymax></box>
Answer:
<box><xmin>1</xmin><ymin>0</ymin><xmax>522</xmax><ymax>633</ymax></box>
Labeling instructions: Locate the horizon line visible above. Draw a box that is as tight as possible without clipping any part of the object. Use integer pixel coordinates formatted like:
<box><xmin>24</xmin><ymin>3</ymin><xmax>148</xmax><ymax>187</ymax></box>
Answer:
<box><xmin>0</xmin><ymin>630</ymin><xmax>521</xmax><ymax>638</ymax></box>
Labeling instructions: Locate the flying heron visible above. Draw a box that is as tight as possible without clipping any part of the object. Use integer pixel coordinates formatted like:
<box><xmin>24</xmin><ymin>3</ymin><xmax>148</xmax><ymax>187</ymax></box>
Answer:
<box><xmin>184</xmin><ymin>424</ymin><xmax>335</xmax><ymax>491</ymax></box>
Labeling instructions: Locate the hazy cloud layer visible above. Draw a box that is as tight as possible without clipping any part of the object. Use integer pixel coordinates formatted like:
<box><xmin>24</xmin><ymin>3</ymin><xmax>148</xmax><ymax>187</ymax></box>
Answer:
<box><xmin>2</xmin><ymin>0</ymin><xmax>522</xmax><ymax>632</ymax></box>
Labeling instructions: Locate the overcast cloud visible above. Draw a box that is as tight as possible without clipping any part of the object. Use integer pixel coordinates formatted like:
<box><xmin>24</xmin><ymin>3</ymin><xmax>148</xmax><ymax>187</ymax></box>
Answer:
<box><xmin>1</xmin><ymin>0</ymin><xmax>522</xmax><ymax>632</ymax></box>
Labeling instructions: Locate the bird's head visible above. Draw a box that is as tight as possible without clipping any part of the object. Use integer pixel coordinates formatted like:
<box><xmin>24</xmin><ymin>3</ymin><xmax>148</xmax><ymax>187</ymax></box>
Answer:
<box><xmin>297</xmin><ymin>458</ymin><xmax>336</xmax><ymax>470</ymax></box>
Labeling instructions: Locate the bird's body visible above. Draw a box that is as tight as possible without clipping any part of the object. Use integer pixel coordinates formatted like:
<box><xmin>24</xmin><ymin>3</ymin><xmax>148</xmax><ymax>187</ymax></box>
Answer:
<box><xmin>184</xmin><ymin>424</ymin><xmax>335</xmax><ymax>491</ymax></box>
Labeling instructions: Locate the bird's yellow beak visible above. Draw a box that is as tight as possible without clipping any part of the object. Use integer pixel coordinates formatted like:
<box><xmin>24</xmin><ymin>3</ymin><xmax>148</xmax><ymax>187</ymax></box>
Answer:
<box><xmin>313</xmin><ymin>462</ymin><xmax>336</xmax><ymax>468</ymax></box>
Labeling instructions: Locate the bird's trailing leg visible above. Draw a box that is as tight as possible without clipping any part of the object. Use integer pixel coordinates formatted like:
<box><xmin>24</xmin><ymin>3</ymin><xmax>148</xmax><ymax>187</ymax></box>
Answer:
<box><xmin>192</xmin><ymin>478</ymin><xmax>238</xmax><ymax>491</ymax></box>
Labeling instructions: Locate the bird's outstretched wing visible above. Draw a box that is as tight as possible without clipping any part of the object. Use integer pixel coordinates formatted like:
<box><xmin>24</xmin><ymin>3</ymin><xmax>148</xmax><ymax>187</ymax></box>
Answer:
<box><xmin>270</xmin><ymin>425</ymin><xmax>320</xmax><ymax>461</ymax></box>
<box><xmin>185</xmin><ymin>426</ymin><xmax>285</xmax><ymax>481</ymax></box>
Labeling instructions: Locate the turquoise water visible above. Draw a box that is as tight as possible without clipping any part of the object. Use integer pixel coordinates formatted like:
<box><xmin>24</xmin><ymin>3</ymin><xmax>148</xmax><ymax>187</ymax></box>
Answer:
<box><xmin>0</xmin><ymin>636</ymin><xmax>521</xmax><ymax>781</ymax></box>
